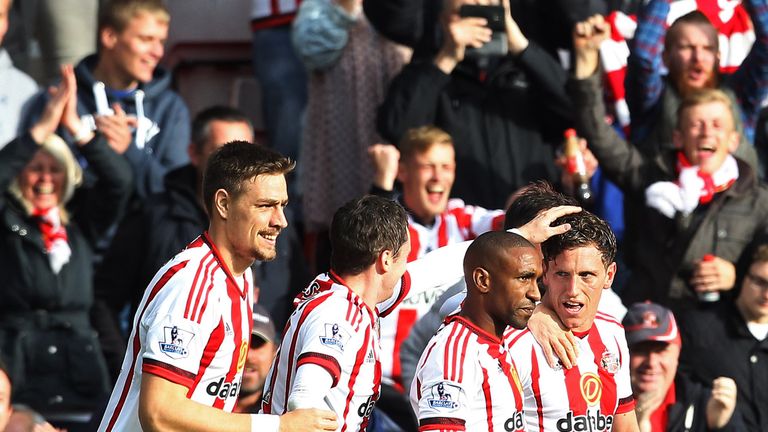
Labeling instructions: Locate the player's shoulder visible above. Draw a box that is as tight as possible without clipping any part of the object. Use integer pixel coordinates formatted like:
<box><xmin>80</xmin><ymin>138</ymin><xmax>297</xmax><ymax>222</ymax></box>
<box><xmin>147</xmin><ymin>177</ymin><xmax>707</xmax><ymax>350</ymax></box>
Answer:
<box><xmin>505</xmin><ymin>327</ymin><xmax>534</xmax><ymax>350</ymax></box>
<box><xmin>594</xmin><ymin>311</ymin><xmax>625</xmax><ymax>330</ymax></box>
<box><xmin>427</xmin><ymin>319</ymin><xmax>487</xmax><ymax>361</ymax></box>
<box><xmin>295</xmin><ymin>288</ymin><xmax>367</xmax><ymax>330</ymax></box>
<box><xmin>417</xmin><ymin>323</ymin><xmax>473</xmax><ymax>382</ymax></box>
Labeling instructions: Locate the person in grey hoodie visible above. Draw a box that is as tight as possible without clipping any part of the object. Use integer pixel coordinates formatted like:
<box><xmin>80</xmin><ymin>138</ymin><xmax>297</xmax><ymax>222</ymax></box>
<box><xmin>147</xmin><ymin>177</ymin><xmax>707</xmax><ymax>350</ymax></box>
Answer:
<box><xmin>23</xmin><ymin>0</ymin><xmax>190</xmax><ymax>199</ymax></box>
<box><xmin>0</xmin><ymin>0</ymin><xmax>37</xmax><ymax>149</ymax></box>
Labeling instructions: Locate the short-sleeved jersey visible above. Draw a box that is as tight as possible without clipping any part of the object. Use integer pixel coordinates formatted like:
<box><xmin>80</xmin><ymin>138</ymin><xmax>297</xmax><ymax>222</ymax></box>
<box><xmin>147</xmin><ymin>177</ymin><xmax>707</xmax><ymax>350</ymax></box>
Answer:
<box><xmin>505</xmin><ymin>313</ymin><xmax>635</xmax><ymax>432</ymax></box>
<box><xmin>411</xmin><ymin>315</ymin><xmax>526</xmax><ymax>432</ymax></box>
<box><xmin>98</xmin><ymin>233</ymin><xmax>253</xmax><ymax>432</ymax></box>
<box><xmin>262</xmin><ymin>271</ymin><xmax>410</xmax><ymax>431</ymax></box>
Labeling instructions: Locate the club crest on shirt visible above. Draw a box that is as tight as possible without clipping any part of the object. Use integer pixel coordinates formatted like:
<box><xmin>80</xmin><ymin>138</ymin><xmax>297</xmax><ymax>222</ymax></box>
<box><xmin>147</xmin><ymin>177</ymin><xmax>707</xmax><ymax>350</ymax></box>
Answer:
<box><xmin>319</xmin><ymin>323</ymin><xmax>350</xmax><ymax>352</ymax></box>
<box><xmin>427</xmin><ymin>382</ymin><xmax>460</xmax><ymax>410</ymax></box>
<box><xmin>159</xmin><ymin>326</ymin><xmax>194</xmax><ymax>359</ymax></box>
<box><xmin>600</xmin><ymin>349</ymin><xmax>620</xmax><ymax>374</ymax></box>
<box><xmin>302</xmin><ymin>281</ymin><xmax>321</xmax><ymax>298</ymax></box>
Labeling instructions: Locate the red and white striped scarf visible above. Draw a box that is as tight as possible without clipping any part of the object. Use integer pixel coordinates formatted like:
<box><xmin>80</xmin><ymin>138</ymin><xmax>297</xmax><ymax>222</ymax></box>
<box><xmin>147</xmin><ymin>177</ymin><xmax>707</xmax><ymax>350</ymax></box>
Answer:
<box><xmin>645</xmin><ymin>152</ymin><xmax>738</xmax><ymax>218</ymax></box>
<box><xmin>32</xmin><ymin>206</ymin><xmax>71</xmax><ymax>274</ymax></box>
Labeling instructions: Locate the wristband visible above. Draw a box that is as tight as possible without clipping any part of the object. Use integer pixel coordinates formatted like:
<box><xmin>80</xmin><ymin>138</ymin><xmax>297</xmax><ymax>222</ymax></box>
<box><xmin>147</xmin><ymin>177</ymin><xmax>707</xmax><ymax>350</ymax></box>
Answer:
<box><xmin>251</xmin><ymin>413</ymin><xmax>280</xmax><ymax>432</ymax></box>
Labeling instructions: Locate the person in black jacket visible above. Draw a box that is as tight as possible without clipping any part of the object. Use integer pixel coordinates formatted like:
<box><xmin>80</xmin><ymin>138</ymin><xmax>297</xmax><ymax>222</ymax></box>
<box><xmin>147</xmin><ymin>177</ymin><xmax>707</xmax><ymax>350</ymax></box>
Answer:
<box><xmin>679</xmin><ymin>243</ymin><xmax>768</xmax><ymax>432</ymax></box>
<box><xmin>92</xmin><ymin>106</ymin><xmax>309</xmax><ymax>381</ymax></box>
<box><xmin>624</xmin><ymin>302</ymin><xmax>742</xmax><ymax>431</ymax></box>
<box><xmin>0</xmin><ymin>65</ymin><xmax>133</xmax><ymax>416</ymax></box>
<box><xmin>363</xmin><ymin>0</ymin><xmax>611</xmax><ymax>60</ymax></box>
<box><xmin>376</xmin><ymin>0</ymin><xmax>573</xmax><ymax>210</ymax></box>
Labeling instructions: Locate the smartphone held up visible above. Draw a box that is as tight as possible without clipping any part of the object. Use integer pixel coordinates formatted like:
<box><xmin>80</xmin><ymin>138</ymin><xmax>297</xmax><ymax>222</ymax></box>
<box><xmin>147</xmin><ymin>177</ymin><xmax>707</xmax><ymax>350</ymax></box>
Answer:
<box><xmin>459</xmin><ymin>5</ymin><xmax>508</xmax><ymax>58</ymax></box>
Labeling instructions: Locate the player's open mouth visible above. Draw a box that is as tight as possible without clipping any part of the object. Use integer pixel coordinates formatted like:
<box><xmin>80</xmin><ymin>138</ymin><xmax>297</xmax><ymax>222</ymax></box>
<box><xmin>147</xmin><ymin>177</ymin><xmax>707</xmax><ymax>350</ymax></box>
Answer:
<box><xmin>562</xmin><ymin>301</ymin><xmax>584</xmax><ymax>313</ymax></box>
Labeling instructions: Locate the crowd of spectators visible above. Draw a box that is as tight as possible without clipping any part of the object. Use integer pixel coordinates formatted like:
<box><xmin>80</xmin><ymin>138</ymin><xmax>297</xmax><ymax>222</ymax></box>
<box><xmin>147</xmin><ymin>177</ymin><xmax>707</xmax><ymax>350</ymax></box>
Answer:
<box><xmin>1</xmin><ymin>0</ymin><xmax>768</xmax><ymax>431</ymax></box>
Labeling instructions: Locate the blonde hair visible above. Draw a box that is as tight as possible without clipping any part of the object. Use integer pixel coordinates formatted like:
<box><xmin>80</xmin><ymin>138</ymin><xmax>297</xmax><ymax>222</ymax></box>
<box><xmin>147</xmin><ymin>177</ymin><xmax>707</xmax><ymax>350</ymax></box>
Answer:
<box><xmin>9</xmin><ymin>134</ymin><xmax>83</xmax><ymax>223</ymax></box>
<box><xmin>398</xmin><ymin>126</ymin><xmax>453</xmax><ymax>163</ymax></box>
<box><xmin>99</xmin><ymin>0</ymin><xmax>170</xmax><ymax>34</ymax></box>
<box><xmin>676</xmin><ymin>88</ymin><xmax>734</xmax><ymax>128</ymax></box>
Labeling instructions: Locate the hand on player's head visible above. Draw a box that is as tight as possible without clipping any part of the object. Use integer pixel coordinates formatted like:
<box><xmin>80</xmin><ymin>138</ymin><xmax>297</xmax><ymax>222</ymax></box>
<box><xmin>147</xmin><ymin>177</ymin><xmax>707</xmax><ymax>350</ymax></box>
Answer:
<box><xmin>514</xmin><ymin>205</ymin><xmax>582</xmax><ymax>244</ymax></box>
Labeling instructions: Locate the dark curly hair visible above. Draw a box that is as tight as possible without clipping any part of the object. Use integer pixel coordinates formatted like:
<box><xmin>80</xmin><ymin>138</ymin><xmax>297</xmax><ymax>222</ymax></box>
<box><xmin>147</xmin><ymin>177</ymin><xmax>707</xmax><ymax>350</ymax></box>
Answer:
<box><xmin>541</xmin><ymin>210</ymin><xmax>616</xmax><ymax>267</ymax></box>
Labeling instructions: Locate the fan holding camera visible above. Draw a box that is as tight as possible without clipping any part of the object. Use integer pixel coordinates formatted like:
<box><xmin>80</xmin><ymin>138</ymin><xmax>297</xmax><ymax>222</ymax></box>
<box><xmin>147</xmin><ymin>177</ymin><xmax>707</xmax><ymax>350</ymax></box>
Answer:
<box><xmin>435</xmin><ymin>0</ymin><xmax>528</xmax><ymax>72</ymax></box>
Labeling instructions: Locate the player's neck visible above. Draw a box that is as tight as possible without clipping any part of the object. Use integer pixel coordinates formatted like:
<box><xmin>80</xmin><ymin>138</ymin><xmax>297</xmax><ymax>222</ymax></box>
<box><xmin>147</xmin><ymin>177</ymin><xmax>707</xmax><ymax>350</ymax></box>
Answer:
<box><xmin>460</xmin><ymin>301</ymin><xmax>503</xmax><ymax>340</ymax></box>
<box><xmin>339</xmin><ymin>269</ymin><xmax>380</xmax><ymax>310</ymax></box>
<box><xmin>206</xmin><ymin>223</ymin><xmax>252</xmax><ymax>277</ymax></box>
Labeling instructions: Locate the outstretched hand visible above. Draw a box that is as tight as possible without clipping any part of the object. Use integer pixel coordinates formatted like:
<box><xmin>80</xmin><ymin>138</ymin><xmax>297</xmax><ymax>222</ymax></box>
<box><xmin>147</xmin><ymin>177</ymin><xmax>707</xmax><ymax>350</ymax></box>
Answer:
<box><xmin>29</xmin><ymin>65</ymin><xmax>76</xmax><ymax>144</ymax></box>
<box><xmin>513</xmin><ymin>205</ymin><xmax>582</xmax><ymax>244</ymax></box>
<box><xmin>434</xmin><ymin>0</ymin><xmax>492</xmax><ymax>73</ymax></box>
<box><xmin>573</xmin><ymin>14</ymin><xmax>610</xmax><ymax>78</ymax></box>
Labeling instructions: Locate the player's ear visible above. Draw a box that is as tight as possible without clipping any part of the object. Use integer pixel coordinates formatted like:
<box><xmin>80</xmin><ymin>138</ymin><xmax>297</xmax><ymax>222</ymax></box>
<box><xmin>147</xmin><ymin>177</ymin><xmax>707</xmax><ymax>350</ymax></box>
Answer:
<box><xmin>603</xmin><ymin>261</ymin><xmax>617</xmax><ymax>289</ymax></box>
<box><xmin>473</xmin><ymin>267</ymin><xmax>491</xmax><ymax>294</ymax></box>
<box><xmin>378</xmin><ymin>249</ymin><xmax>393</xmax><ymax>273</ymax></box>
<box><xmin>213</xmin><ymin>189</ymin><xmax>229</xmax><ymax>219</ymax></box>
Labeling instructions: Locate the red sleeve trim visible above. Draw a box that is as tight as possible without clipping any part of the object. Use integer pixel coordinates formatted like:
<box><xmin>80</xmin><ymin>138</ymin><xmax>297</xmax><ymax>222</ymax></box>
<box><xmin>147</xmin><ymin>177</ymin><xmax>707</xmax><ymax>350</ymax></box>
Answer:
<box><xmin>297</xmin><ymin>352</ymin><xmax>341</xmax><ymax>387</ymax></box>
<box><xmin>419</xmin><ymin>417</ymin><xmax>466</xmax><ymax>431</ymax></box>
<box><xmin>616</xmin><ymin>395</ymin><xmax>636</xmax><ymax>414</ymax></box>
<box><xmin>142</xmin><ymin>358</ymin><xmax>196</xmax><ymax>389</ymax></box>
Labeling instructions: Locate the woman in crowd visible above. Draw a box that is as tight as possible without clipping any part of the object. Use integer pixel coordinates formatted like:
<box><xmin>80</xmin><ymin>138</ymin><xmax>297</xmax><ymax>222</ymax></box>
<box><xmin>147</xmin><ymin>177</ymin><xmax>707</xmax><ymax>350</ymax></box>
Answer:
<box><xmin>0</xmin><ymin>65</ymin><xmax>132</xmax><ymax>415</ymax></box>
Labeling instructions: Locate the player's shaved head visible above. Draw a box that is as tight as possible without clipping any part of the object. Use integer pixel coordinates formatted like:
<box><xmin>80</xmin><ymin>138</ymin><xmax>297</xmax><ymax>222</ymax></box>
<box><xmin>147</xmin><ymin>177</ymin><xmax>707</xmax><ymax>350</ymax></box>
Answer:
<box><xmin>461</xmin><ymin>231</ymin><xmax>542</xmax><ymax>334</ymax></box>
<box><xmin>464</xmin><ymin>231</ymin><xmax>536</xmax><ymax>287</ymax></box>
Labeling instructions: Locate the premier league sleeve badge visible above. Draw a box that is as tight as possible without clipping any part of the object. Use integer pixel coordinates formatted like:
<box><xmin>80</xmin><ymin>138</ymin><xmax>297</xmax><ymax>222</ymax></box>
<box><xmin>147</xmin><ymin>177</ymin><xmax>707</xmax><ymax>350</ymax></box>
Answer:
<box><xmin>159</xmin><ymin>325</ymin><xmax>195</xmax><ymax>359</ymax></box>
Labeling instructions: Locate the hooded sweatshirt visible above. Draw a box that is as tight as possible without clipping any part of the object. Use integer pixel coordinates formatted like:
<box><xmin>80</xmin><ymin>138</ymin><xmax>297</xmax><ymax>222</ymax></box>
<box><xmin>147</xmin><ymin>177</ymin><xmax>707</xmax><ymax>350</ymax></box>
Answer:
<box><xmin>23</xmin><ymin>54</ymin><xmax>190</xmax><ymax>198</ymax></box>
<box><xmin>0</xmin><ymin>49</ymin><xmax>37</xmax><ymax>149</ymax></box>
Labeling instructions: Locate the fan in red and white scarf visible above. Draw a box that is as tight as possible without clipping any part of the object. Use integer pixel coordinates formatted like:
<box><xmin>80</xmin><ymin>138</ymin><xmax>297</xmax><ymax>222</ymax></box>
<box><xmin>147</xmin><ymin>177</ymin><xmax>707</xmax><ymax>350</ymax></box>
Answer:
<box><xmin>600</xmin><ymin>0</ymin><xmax>754</xmax><ymax>134</ymax></box>
<box><xmin>9</xmin><ymin>133</ymin><xmax>82</xmax><ymax>274</ymax></box>
<box><xmin>645</xmin><ymin>152</ymin><xmax>739</xmax><ymax>217</ymax></box>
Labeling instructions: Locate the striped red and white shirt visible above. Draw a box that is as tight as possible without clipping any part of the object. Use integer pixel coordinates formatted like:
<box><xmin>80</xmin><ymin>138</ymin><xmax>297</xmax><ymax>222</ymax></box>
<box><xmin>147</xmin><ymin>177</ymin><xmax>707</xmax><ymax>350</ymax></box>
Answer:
<box><xmin>506</xmin><ymin>313</ymin><xmax>635</xmax><ymax>432</ymax></box>
<box><xmin>378</xmin><ymin>200</ymin><xmax>503</xmax><ymax>390</ymax></box>
<box><xmin>98</xmin><ymin>233</ymin><xmax>256</xmax><ymax>431</ymax></box>
<box><xmin>406</xmin><ymin>199</ymin><xmax>504</xmax><ymax>262</ymax></box>
<box><xmin>411</xmin><ymin>314</ymin><xmax>527</xmax><ymax>432</ymax></box>
<box><xmin>261</xmin><ymin>271</ymin><xmax>410</xmax><ymax>431</ymax></box>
